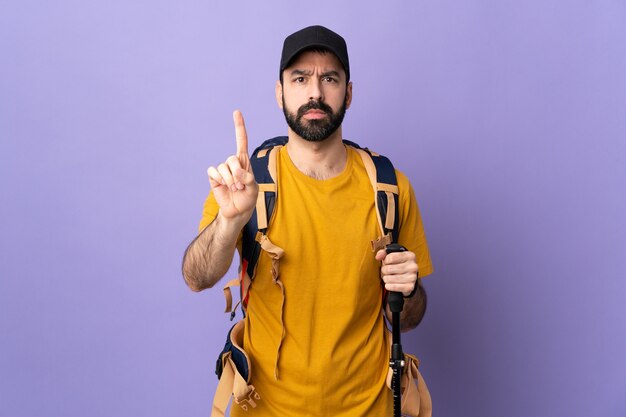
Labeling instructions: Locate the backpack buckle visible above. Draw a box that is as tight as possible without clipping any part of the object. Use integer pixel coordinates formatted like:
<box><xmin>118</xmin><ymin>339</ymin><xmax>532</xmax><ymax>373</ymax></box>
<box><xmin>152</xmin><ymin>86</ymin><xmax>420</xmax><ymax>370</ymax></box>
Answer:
<box><xmin>371</xmin><ymin>233</ymin><xmax>392</xmax><ymax>252</ymax></box>
<box><xmin>235</xmin><ymin>385</ymin><xmax>261</xmax><ymax>411</ymax></box>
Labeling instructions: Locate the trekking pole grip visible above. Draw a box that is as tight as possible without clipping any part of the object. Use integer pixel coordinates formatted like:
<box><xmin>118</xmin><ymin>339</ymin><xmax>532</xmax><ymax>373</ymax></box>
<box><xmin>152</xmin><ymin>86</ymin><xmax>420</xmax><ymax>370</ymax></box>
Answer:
<box><xmin>386</xmin><ymin>243</ymin><xmax>407</xmax><ymax>314</ymax></box>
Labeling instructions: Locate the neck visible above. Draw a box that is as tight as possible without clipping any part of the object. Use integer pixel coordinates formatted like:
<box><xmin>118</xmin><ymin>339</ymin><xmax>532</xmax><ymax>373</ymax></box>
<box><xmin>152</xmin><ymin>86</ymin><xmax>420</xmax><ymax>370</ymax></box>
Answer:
<box><xmin>286</xmin><ymin>127</ymin><xmax>347</xmax><ymax>180</ymax></box>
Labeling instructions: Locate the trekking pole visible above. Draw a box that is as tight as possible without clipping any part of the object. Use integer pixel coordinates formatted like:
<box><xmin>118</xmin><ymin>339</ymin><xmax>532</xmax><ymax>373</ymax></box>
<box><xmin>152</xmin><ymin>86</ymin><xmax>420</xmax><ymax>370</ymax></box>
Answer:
<box><xmin>386</xmin><ymin>243</ymin><xmax>406</xmax><ymax>417</ymax></box>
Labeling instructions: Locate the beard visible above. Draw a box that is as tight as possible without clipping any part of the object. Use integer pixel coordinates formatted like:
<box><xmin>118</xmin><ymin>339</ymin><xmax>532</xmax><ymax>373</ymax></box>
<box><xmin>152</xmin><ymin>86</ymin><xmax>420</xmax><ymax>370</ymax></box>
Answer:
<box><xmin>282</xmin><ymin>95</ymin><xmax>347</xmax><ymax>142</ymax></box>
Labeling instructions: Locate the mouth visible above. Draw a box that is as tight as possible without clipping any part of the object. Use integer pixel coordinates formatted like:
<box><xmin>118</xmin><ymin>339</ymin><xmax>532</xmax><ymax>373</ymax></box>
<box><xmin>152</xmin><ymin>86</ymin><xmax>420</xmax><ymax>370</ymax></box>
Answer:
<box><xmin>302</xmin><ymin>109</ymin><xmax>328</xmax><ymax>120</ymax></box>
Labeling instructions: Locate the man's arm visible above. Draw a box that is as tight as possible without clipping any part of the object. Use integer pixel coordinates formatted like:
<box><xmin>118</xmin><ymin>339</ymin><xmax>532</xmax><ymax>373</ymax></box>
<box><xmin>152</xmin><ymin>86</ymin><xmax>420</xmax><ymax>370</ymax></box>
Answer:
<box><xmin>385</xmin><ymin>280</ymin><xmax>427</xmax><ymax>332</ymax></box>
<box><xmin>182</xmin><ymin>213</ymin><xmax>244</xmax><ymax>291</ymax></box>
<box><xmin>181</xmin><ymin>110</ymin><xmax>257</xmax><ymax>291</ymax></box>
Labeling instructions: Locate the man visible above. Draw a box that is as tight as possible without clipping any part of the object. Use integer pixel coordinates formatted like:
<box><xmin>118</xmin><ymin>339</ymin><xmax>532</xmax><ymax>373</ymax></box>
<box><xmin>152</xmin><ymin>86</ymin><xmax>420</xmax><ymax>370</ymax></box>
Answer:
<box><xmin>182</xmin><ymin>25</ymin><xmax>433</xmax><ymax>416</ymax></box>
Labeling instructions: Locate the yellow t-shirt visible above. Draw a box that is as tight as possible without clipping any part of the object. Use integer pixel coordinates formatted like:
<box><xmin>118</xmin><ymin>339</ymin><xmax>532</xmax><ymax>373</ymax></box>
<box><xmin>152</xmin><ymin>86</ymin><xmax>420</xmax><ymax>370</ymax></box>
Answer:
<box><xmin>199</xmin><ymin>145</ymin><xmax>433</xmax><ymax>417</ymax></box>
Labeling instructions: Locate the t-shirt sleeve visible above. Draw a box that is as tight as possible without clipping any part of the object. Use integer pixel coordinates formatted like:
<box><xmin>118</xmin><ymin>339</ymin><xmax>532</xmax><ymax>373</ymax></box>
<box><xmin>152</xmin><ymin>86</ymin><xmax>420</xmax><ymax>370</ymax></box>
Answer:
<box><xmin>198</xmin><ymin>190</ymin><xmax>220</xmax><ymax>233</ymax></box>
<box><xmin>396</xmin><ymin>170</ymin><xmax>434</xmax><ymax>278</ymax></box>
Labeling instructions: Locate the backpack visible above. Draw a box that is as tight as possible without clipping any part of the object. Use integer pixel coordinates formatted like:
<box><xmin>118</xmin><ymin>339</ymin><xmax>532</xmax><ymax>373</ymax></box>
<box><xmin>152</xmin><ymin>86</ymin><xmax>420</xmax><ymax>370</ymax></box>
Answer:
<box><xmin>211</xmin><ymin>137</ymin><xmax>431</xmax><ymax>417</ymax></box>
<box><xmin>220</xmin><ymin>136</ymin><xmax>400</xmax><ymax>320</ymax></box>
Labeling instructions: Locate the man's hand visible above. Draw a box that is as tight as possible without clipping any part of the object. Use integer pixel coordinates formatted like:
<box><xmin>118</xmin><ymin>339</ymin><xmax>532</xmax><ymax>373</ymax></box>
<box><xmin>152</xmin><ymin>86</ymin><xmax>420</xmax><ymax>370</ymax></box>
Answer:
<box><xmin>182</xmin><ymin>111</ymin><xmax>258</xmax><ymax>291</ymax></box>
<box><xmin>207</xmin><ymin>110</ymin><xmax>258</xmax><ymax>225</ymax></box>
<box><xmin>375</xmin><ymin>249</ymin><xmax>419</xmax><ymax>297</ymax></box>
<box><xmin>376</xmin><ymin>248</ymin><xmax>426</xmax><ymax>331</ymax></box>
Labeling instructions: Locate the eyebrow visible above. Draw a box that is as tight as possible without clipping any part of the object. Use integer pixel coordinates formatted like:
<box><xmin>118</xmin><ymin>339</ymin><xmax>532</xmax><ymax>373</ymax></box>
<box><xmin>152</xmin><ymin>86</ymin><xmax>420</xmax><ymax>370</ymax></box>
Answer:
<box><xmin>290</xmin><ymin>69</ymin><xmax>313</xmax><ymax>77</ymax></box>
<box><xmin>321</xmin><ymin>70</ymin><xmax>341</xmax><ymax>78</ymax></box>
<box><xmin>289</xmin><ymin>69</ymin><xmax>342</xmax><ymax>78</ymax></box>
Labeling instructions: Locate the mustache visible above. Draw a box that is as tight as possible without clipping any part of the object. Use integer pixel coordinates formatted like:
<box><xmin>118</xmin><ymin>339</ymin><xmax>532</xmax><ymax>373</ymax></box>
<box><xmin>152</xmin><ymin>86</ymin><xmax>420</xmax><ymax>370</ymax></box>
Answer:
<box><xmin>296</xmin><ymin>100</ymin><xmax>334</xmax><ymax>119</ymax></box>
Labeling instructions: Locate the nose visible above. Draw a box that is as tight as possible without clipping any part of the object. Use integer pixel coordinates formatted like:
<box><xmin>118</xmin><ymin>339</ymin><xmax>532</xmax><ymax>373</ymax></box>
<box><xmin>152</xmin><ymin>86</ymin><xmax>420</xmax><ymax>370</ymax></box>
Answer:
<box><xmin>308</xmin><ymin>78</ymin><xmax>323</xmax><ymax>101</ymax></box>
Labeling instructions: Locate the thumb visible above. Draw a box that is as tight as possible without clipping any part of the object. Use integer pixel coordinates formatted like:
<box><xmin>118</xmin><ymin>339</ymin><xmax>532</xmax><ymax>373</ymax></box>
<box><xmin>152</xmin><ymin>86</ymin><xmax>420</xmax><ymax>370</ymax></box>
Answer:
<box><xmin>375</xmin><ymin>249</ymin><xmax>387</xmax><ymax>262</ymax></box>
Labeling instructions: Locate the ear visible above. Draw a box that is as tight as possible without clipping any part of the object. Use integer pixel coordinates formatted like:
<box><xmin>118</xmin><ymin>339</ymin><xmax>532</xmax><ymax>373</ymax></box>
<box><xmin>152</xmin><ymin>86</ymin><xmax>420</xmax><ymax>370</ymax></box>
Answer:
<box><xmin>275</xmin><ymin>80</ymin><xmax>283</xmax><ymax>109</ymax></box>
<box><xmin>345</xmin><ymin>81</ymin><xmax>353</xmax><ymax>110</ymax></box>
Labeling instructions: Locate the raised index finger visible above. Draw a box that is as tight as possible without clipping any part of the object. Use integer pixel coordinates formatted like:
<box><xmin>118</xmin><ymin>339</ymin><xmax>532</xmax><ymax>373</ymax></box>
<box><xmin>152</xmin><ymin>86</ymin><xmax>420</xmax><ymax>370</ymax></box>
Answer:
<box><xmin>233</xmin><ymin>110</ymin><xmax>249</xmax><ymax>166</ymax></box>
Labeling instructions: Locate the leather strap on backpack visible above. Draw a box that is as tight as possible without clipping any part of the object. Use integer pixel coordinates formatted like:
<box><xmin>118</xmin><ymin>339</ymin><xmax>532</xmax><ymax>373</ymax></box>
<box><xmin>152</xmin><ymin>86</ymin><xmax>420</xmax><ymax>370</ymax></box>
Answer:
<box><xmin>352</xmin><ymin>147</ymin><xmax>399</xmax><ymax>252</ymax></box>
<box><xmin>211</xmin><ymin>321</ymin><xmax>260</xmax><ymax>417</ymax></box>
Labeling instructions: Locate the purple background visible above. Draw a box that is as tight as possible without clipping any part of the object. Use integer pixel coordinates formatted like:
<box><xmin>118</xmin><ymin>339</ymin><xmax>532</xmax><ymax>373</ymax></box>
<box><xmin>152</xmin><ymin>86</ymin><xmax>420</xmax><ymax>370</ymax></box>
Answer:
<box><xmin>2</xmin><ymin>1</ymin><xmax>625</xmax><ymax>416</ymax></box>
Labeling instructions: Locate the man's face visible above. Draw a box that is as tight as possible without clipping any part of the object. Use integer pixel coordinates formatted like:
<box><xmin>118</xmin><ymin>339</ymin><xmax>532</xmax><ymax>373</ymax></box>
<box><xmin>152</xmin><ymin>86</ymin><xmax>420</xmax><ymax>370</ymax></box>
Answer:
<box><xmin>277</xmin><ymin>50</ymin><xmax>352</xmax><ymax>142</ymax></box>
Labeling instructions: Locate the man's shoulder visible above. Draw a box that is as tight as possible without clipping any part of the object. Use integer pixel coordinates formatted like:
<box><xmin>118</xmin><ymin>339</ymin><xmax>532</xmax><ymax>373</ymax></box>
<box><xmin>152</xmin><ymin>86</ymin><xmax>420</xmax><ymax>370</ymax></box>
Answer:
<box><xmin>345</xmin><ymin>141</ymin><xmax>410</xmax><ymax>184</ymax></box>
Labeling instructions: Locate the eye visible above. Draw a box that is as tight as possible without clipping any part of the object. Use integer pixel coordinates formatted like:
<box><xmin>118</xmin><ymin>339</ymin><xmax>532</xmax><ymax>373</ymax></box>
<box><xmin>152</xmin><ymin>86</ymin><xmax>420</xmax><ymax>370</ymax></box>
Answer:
<box><xmin>294</xmin><ymin>76</ymin><xmax>305</xmax><ymax>83</ymax></box>
<box><xmin>322</xmin><ymin>76</ymin><xmax>337</xmax><ymax>83</ymax></box>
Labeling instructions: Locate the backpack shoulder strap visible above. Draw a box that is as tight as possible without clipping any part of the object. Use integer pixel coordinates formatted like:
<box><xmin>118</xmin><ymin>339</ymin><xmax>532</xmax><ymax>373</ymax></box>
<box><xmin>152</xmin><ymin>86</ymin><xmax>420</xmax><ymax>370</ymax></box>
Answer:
<box><xmin>228</xmin><ymin>137</ymin><xmax>399</xmax><ymax>317</ymax></box>
<box><xmin>235</xmin><ymin>137</ymin><xmax>287</xmax><ymax>316</ymax></box>
<box><xmin>344</xmin><ymin>140</ymin><xmax>400</xmax><ymax>252</ymax></box>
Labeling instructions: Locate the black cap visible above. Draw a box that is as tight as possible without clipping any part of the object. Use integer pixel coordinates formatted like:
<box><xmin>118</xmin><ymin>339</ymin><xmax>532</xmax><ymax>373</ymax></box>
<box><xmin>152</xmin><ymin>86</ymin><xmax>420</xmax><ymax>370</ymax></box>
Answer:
<box><xmin>280</xmin><ymin>25</ymin><xmax>350</xmax><ymax>82</ymax></box>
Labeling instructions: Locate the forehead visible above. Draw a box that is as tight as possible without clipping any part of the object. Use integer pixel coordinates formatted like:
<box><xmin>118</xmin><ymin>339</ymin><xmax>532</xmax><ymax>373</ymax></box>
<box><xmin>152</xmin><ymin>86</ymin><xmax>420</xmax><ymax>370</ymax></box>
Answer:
<box><xmin>284</xmin><ymin>50</ymin><xmax>345</xmax><ymax>76</ymax></box>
